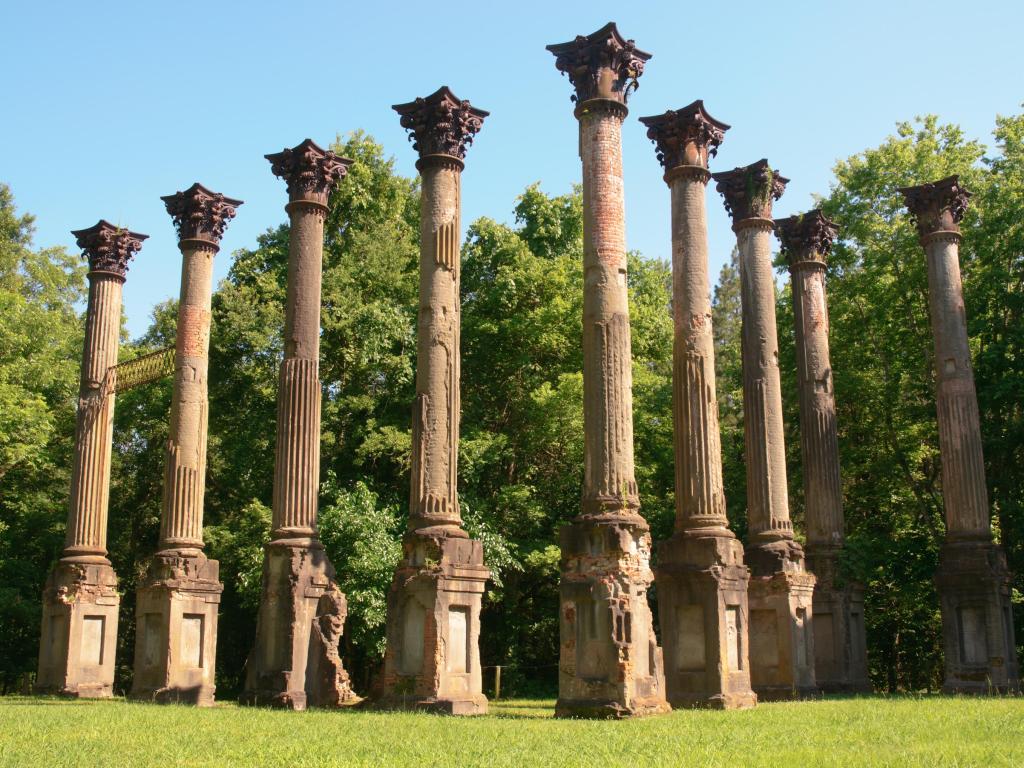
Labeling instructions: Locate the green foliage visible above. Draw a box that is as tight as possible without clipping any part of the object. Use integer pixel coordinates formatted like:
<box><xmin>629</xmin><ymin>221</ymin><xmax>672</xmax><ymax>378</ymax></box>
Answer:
<box><xmin>0</xmin><ymin>185</ymin><xmax>85</xmax><ymax>690</ymax></box>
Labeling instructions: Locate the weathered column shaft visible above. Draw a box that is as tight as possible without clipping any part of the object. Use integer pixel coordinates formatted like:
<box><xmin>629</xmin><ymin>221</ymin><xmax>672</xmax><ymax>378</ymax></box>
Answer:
<box><xmin>160</xmin><ymin>243</ymin><xmax>215</xmax><ymax>550</ymax></box>
<box><xmin>925</xmin><ymin>234</ymin><xmax>991</xmax><ymax>540</ymax></box>
<box><xmin>779</xmin><ymin>215</ymin><xmax>844</xmax><ymax>550</ymax></box>
<box><xmin>272</xmin><ymin>199</ymin><xmax>326</xmax><ymax>540</ymax></box>
<box><xmin>669</xmin><ymin>168</ymin><xmax>728</xmax><ymax>530</ymax></box>
<box><xmin>64</xmin><ymin>274</ymin><xmax>123</xmax><ymax>560</ymax></box>
<box><xmin>409</xmin><ymin>160</ymin><xmax>462</xmax><ymax>532</ymax></box>
<box><xmin>579</xmin><ymin>103</ymin><xmax>640</xmax><ymax>516</ymax></box>
<box><xmin>738</xmin><ymin>220</ymin><xmax>792</xmax><ymax>541</ymax></box>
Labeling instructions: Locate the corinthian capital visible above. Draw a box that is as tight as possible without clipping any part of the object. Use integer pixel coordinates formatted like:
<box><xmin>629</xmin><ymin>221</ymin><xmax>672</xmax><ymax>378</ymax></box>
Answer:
<box><xmin>899</xmin><ymin>175</ymin><xmax>971</xmax><ymax>238</ymax></box>
<box><xmin>713</xmin><ymin>159</ymin><xmax>789</xmax><ymax>222</ymax></box>
<box><xmin>265</xmin><ymin>139</ymin><xmax>353</xmax><ymax>205</ymax></box>
<box><xmin>639</xmin><ymin>100</ymin><xmax>730</xmax><ymax>171</ymax></box>
<box><xmin>546</xmin><ymin>22</ymin><xmax>651</xmax><ymax>107</ymax></box>
<box><xmin>776</xmin><ymin>210</ymin><xmax>838</xmax><ymax>266</ymax></box>
<box><xmin>71</xmin><ymin>220</ymin><xmax>148</xmax><ymax>278</ymax></box>
<box><xmin>161</xmin><ymin>183</ymin><xmax>243</xmax><ymax>247</ymax></box>
<box><xmin>392</xmin><ymin>86</ymin><xmax>488</xmax><ymax>165</ymax></box>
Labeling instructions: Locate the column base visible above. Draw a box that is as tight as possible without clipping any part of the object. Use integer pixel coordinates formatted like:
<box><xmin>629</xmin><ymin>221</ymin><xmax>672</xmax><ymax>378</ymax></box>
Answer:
<box><xmin>555</xmin><ymin>517</ymin><xmax>670</xmax><ymax>720</ymax></box>
<box><xmin>375</xmin><ymin>530</ymin><xmax>490</xmax><ymax>716</ymax></box>
<box><xmin>936</xmin><ymin>541</ymin><xmax>1020</xmax><ymax>694</ymax></box>
<box><xmin>656</xmin><ymin>530</ymin><xmax>758</xmax><ymax>710</ymax></box>
<box><xmin>130</xmin><ymin>552</ymin><xmax>223</xmax><ymax>706</ymax></box>
<box><xmin>746</xmin><ymin>541</ymin><xmax>818</xmax><ymax>700</ymax></box>
<box><xmin>806</xmin><ymin>550</ymin><xmax>871</xmax><ymax>694</ymax></box>
<box><xmin>37</xmin><ymin>560</ymin><xmax>120</xmax><ymax>698</ymax></box>
<box><xmin>241</xmin><ymin>540</ymin><xmax>360</xmax><ymax>710</ymax></box>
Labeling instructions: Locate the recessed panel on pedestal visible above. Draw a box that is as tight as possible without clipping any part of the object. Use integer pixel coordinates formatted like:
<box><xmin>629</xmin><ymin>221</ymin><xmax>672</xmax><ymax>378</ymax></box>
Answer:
<box><xmin>725</xmin><ymin>606</ymin><xmax>742</xmax><ymax>671</ymax></box>
<box><xmin>181</xmin><ymin>614</ymin><xmax>204</xmax><ymax>669</ymax></box>
<box><xmin>401</xmin><ymin>601</ymin><xmax>425</xmax><ymax>675</ymax></box>
<box><xmin>675</xmin><ymin>605</ymin><xmax>706</xmax><ymax>670</ymax></box>
<box><xmin>81</xmin><ymin>616</ymin><xmax>105</xmax><ymax>666</ymax></box>
<box><xmin>957</xmin><ymin>606</ymin><xmax>988</xmax><ymax>664</ymax></box>
<box><xmin>750</xmin><ymin>609</ymin><xmax>779</xmax><ymax>669</ymax></box>
<box><xmin>447</xmin><ymin>607</ymin><xmax>469</xmax><ymax>674</ymax></box>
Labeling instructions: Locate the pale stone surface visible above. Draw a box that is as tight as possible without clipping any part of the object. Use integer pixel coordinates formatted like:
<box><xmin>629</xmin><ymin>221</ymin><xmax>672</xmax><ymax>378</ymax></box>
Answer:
<box><xmin>133</xmin><ymin>185</ymin><xmax>238</xmax><ymax>705</ymax></box>
<box><xmin>377</xmin><ymin>89</ymin><xmax>490</xmax><ymax>715</ymax></box>
<box><xmin>244</xmin><ymin>141</ymin><xmax>358</xmax><ymax>710</ymax></box>
<box><xmin>713</xmin><ymin>161</ymin><xmax>818</xmax><ymax>700</ymax></box>
<box><xmin>38</xmin><ymin>222</ymin><xmax>145</xmax><ymax>698</ymax></box>
<box><xmin>547</xmin><ymin>24</ymin><xmax>668</xmax><ymax>719</ymax></box>
<box><xmin>777</xmin><ymin>211</ymin><xmax>870</xmax><ymax>693</ymax></box>
<box><xmin>639</xmin><ymin>102</ymin><xmax>756</xmax><ymax>709</ymax></box>
<box><xmin>900</xmin><ymin>176</ymin><xmax>1019</xmax><ymax>694</ymax></box>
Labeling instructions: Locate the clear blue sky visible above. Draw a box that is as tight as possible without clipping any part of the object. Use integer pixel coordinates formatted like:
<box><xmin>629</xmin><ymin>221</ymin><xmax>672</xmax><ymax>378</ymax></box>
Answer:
<box><xmin>3</xmin><ymin>1</ymin><xmax>1022</xmax><ymax>337</ymax></box>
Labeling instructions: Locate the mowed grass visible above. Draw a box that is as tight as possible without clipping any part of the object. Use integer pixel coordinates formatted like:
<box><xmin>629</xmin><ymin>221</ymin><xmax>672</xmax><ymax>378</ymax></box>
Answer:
<box><xmin>1</xmin><ymin>695</ymin><xmax>1022</xmax><ymax>768</ymax></box>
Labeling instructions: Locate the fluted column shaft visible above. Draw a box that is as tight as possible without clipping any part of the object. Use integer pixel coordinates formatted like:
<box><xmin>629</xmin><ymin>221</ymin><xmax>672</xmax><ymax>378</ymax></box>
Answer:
<box><xmin>924</xmin><ymin>232</ymin><xmax>991</xmax><ymax>541</ymax></box>
<box><xmin>409</xmin><ymin>157</ymin><xmax>463</xmax><ymax>533</ymax></box>
<box><xmin>789</xmin><ymin>253</ymin><xmax>844</xmax><ymax>550</ymax></box>
<box><xmin>272</xmin><ymin>199</ymin><xmax>326</xmax><ymax>540</ymax></box>
<box><xmin>64</xmin><ymin>272</ymin><xmax>123</xmax><ymax>562</ymax></box>
<box><xmin>737</xmin><ymin>220</ymin><xmax>793</xmax><ymax>542</ymax></box>
<box><xmin>579</xmin><ymin>101</ymin><xmax>640</xmax><ymax>519</ymax></box>
<box><xmin>159</xmin><ymin>243</ymin><xmax>215</xmax><ymax>551</ymax></box>
<box><xmin>668</xmin><ymin>166</ymin><xmax>729</xmax><ymax>532</ymax></box>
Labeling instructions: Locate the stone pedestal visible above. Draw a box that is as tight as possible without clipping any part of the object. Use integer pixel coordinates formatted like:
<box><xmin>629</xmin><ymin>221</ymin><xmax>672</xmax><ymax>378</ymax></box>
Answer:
<box><xmin>935</xmin><ymin>542</ymin><xmax>1019</xmax><ymax>693</ymax></box>
<box><xmin>777</xmin><ymin>210</ymin><xmax>870</xmax><ymax>693</ymax></box>
<box><xmin>37</xmin><ymin>221</ymin><xmax>146</xmax><ymax>698</ymax></box>
<box><xmin>900</xmin><ymin>176</ymin><xmax>1020</xmax><ymax>694</ymax></box>
<box><xmin>377</xmin><ymin>89</ymin><xmax>490</xmax><ymax>715</ymax></box>
<box><xmin>547</xmin><ymin>24</ymin><xmax>668</xmax><ymax>719</ymax></box>
<box><xmin>243</xmin><ymin>140</ymin><xmax>358</xmax><ymax>710</ymax></box>
<box><xmin>557</xmin><ymin>520</ymin><xmax>667</xmax><ymax>718</ymax></box>
<box><xmin>747</xmin><ymin>556</ymin><xmax>817</xmax><ymax>701</ymax></box>
<box><xmin>38</xmin><ymin>562</ymin><xmax>120</xmax><ymax>698</ymax></box>
<box><xmin>639</xmin><ymin>101</ymin><xmax>756</xmax><ymax>709</ymax></box>
<box><xmin>656</xmin><ymin>533</ymin><xmax>757</xmax><ymax>708</ymax></box>
<box><xmin>242</xmin><ymin>541</ymin><xmax>355</xmax><ymax>708</ymax></box>
<box><xmin>807</xmin><ymin>550</ymin><xmax>869</xmax><ymax>693</ymax></box>
<box><xmin>132</xmin><ymin>553</ymin><xmax>221</xmax><ymax>704</ymax></box>
<box><xmin>131</xmin><ymin>184</ymin><xmax>240</xmax><ymax>705</ymax></box>
<box><xmin>714</xmin><ymin>161</ymin><xmax>818</xmax><ymax>700</ymax></box>
<box><xmin>378</xmin><ymin>533</ymin><xmax>489</xmax><ymax>714</ymax></box>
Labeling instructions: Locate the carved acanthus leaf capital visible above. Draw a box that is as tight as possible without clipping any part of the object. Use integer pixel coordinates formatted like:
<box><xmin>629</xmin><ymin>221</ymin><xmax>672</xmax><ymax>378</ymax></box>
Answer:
<box><xmin>265</xmin><ymin>139</ymin><xmax>353</xmax><ymax>204</ymax></box>
<box><xmin>898</xmin><ymin>175</ymin><xmax>971</xmax><ymax>237</ymax></box>
<box><xmin>712</xmin><ymin>159</ymin><xmax>789</xmax><ymax>221</ymax></box>
<box><xmin>71</xmin><ymin>220</ymin><xmax>148</xmax><ymax>278</ymax></box>
<box><xmin>639</xmin><ymin>100</ymin><xmax>730</xmax><ymax>170</ymax></box>
<box><xmin>776</xmin><ymin>210</ymin><xmax>838</xmax><ymax>264</ymax></box>
<box><xmin>546</xmin><ymin>22</ymin><xmax>651</xmax><ymax>106</ymax></box>
<box><xmin>392</xmin><ymin>86</ymin><xmax>488</xmax><ymax>162</ymax></box>
<box><xmin>161</xmin><ymin>183</ymin><xmax>243</xmax><ymax>245</ymax></box>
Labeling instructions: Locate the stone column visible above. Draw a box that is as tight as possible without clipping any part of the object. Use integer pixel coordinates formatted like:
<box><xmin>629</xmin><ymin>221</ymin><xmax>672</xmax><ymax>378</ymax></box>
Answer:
<box><xmin>899</xmin><ymin>176</ymin><xmax>1019</xmax><ymax>693</ymax></box>
<box><xmin>638</xmin><ymin>102</ymin><xmax>756</xmax><ymax>709</ymax></box>
<box><xmin>242</xmin><ymin>139</ymin><xmax>359</xmax><ymax>710</ymax></box>
<box><xmin>546</xmin><ymin>22</ymin><xmax>668</xmax><ymax>719</ymax></box>
<box><xmin>776</xmin><ymin>211</ymin><xmax>870</xmax><ymax>693</ymax></box>
<box><xmin>37</xmin><ymin>221</ymin><xmax>146</xmax><ymax>697</ymax></box>
<box><xmin>131</xmin><ymin>184</ymin><xmax>241</xmax><ymax>705</ymax></box>
<box><xmin>376</xmin><ymin>87</ymin><xmax>491</xmax><ymax>716</ymax></box>
<box><xmin>713</xmin><ymin>160</ymin><xmax>817</xmax><ymax>700</ymax></box>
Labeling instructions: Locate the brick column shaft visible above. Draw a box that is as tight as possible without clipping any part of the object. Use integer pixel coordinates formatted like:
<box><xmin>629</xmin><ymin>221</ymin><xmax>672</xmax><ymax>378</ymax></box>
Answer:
<box><xmin>579</xmin><ymin>102</ymin><xmax>641</xmax><ymax>520</ymax></box>
<box><xmin>159</xmin><ymin>241</ymin><xmax>216</xmax><ymax>550</ymax></box>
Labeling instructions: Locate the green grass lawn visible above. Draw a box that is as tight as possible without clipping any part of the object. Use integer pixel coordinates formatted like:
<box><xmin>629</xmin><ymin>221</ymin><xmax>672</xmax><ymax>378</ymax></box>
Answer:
<box><xmin>1</xmin><ymin>695</ymin><xmax>1022</xmax><ymax>767</ymax></box>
